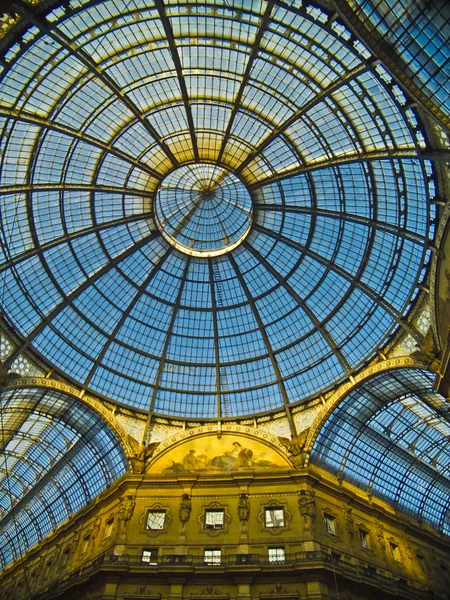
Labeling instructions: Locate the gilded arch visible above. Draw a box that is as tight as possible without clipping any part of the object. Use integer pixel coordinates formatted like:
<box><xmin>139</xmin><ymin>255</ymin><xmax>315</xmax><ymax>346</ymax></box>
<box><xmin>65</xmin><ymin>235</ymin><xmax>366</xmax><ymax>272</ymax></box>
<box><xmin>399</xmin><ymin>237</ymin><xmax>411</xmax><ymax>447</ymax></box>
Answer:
<box><xmin>1</xmin><ymin>377</ymin><xmax>136</xmax><ymax>460</ymax></box>
<box><xmin>302</xmin><ymin>357</ymin><xmax>431</xmax><ymax>461</ymax></box>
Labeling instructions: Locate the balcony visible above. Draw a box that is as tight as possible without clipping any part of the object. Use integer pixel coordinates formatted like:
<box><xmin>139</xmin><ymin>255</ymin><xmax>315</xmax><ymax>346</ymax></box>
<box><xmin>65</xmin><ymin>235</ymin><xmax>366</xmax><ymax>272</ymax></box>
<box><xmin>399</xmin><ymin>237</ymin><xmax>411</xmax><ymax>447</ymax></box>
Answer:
<box><xmin>29</xmin><ymin>550</ymin><xmax>434</xmax><ymax>600</ymax></box>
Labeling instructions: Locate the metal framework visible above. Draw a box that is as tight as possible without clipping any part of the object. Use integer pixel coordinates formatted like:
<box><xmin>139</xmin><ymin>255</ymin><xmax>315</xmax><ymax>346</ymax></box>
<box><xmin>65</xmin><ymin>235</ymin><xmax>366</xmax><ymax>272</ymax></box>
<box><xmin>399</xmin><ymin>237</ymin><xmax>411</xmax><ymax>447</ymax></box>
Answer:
<box><xmin>310</xmin><ymin>369</ymin><xmax>450</xmax><ymax>534</ymax></box>
<box><xmin>0</xmin><ymin>0</ymin><xmax>439</xmax><ymax>421</ymax></box>
<box><xmin>0</xmin><ymin>0</ymin><xmax>448</xmax><ymax>575</ymax></box>
<box><xmin>0</xmin><ymin>387</ymin><xmax>128</xmax><ymax>570</ymax></box>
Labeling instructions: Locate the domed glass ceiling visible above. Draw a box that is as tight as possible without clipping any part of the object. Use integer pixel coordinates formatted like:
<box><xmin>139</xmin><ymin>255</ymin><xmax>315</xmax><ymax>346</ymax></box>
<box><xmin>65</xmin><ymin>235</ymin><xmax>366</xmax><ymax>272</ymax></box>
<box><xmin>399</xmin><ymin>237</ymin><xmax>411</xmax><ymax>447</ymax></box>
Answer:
<box><xmin>155</xmin><ymin>163</ymin><xmax>253</xmax><ymax>256</ymax></box>
<box><xmin>0</xmin><ymin>0</ymin><xmax>432</xmax><ymax>419</ymax></box>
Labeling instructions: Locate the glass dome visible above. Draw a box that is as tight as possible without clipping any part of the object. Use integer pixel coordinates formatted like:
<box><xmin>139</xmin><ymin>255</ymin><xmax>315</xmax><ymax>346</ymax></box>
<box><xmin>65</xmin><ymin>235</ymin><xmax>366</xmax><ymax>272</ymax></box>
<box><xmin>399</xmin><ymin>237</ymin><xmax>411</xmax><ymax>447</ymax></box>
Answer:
<box><xmin>154</xmin><ymin>163</ymin><xmax>253</xmax><ymax>257</ymax></box>
<box><xmin>0</xmin><ymin>0</ymin><xmax>432</xmax><ymax>419</ymax></box>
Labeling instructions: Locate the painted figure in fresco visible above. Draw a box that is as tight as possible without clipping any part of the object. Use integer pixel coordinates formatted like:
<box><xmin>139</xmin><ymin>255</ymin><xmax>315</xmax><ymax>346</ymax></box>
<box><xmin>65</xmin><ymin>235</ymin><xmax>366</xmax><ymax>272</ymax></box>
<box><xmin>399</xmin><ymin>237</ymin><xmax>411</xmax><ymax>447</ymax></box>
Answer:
<box><xmin>163</xmin><ymin>440</ymin><xmax>281</xmax><ymax>473</ymax></box>
<box><xmin>182</xmin><ymin>449</ymin><xmax>199</xmax><ymax>470</ymax></box>
<box><xmin>208</xmin><ymin>441</ymin><xmax>257</xmax><ymax>470</ymax></box>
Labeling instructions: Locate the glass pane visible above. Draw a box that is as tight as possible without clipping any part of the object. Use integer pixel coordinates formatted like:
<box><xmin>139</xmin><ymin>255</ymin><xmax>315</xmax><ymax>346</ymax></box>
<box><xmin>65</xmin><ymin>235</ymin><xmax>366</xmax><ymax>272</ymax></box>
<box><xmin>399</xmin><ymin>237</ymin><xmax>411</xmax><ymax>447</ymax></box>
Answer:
<box><xmin>147</xmin><ymin>511</ymin><xmax>166</xmax><ymax>530</ymax></box>
<box><xmin>265</xmin><ymin>508</ymin><xmax>285</xmax><ymax>527</ymax></box>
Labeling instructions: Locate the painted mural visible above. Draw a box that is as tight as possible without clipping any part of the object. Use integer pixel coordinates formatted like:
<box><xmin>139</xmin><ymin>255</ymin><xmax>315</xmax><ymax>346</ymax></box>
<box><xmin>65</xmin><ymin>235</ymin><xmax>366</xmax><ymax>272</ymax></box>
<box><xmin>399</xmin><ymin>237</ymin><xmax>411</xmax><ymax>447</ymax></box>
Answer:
<box><xmin>149</xmin><ymin>434</ymin><xmax>290</xmax><ymax>474</ymax></box>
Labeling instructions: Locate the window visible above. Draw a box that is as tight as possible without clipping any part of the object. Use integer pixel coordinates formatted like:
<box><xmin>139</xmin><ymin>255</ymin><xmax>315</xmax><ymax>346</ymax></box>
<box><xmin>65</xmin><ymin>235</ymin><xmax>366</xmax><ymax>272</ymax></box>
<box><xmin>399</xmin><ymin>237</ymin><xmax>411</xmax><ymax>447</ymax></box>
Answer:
<box><xmin>390</xmin><ymin>542</ymin><xmax>401</xmax><ymax>562</ymax></box>
<box><xmin>142</xmin><ymin>549</ymin><xmax>158</xmax><ymax>565</ymax></box>
<box><xmin>199</xmin><ymin>503</ymin><xmax>230</xmax><ymax>536</ymax></box>
<box><xmin>359</xmin><ymin>529</ymin><xmax>370</xmax><ymax>549</ymax></box>
<box><xmin>205</xmin><ymin>509</ymin><xmax>224</xmax><ymax>529</ymax></box>
<box><xmin>146</xmin><ymin>510</ymin><xmax>166</xmax><ymax>530</ymax></box>
<box><xmin>204</xmin><ymin>549</ymin><xmax>221</xmax><ymax>565</ymax></box>
<box><xmin>268</xmin><ymin>547</ymin><xmax>285</xmax><ymax>563</ymax></box>
<box><xmin>61</xmin><ymin>548</ymin><xmax>70</xmax><ymax>567</ymax></box>
<box><xmin>265</xmin><ymin>507</ymin><xmax>285</xmax><ymax>528</ymax></box>
<box><xmin>104</xmin><ymin>518</ymin><xmax>114</xmax><ymax>539</ymax></box>
<box><xmin>417</xmin><ymin>553</ymin><xmax>427</xmax><ymax>572</ymax></box>
<box><xmin>81</xmin><ymin>535</ymin><xmax>90</xmax><ymax>554</ymax></box>
<box><xmin>324</xmin><ymin>514</ymin><xmax>336</xmax><ymax>535</ymax></box>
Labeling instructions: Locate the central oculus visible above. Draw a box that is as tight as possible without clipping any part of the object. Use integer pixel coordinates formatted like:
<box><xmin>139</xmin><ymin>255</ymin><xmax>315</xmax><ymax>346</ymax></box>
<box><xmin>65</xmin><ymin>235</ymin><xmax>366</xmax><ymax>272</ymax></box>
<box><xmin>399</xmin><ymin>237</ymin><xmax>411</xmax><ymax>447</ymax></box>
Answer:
<box><xmin>155</xmin><ymin>163</ymin><xmax>253</xmax><ymax>257</ymax></box>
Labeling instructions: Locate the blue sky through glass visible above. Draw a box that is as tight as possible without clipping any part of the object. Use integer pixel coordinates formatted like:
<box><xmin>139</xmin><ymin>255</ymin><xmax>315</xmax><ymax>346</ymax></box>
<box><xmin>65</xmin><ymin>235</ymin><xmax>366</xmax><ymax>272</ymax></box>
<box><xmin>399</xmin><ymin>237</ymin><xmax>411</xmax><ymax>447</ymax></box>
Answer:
<box><xmin>0</xmin><ymin>0</ymin><xmax>433</xmax><ymax>418</ymax></box>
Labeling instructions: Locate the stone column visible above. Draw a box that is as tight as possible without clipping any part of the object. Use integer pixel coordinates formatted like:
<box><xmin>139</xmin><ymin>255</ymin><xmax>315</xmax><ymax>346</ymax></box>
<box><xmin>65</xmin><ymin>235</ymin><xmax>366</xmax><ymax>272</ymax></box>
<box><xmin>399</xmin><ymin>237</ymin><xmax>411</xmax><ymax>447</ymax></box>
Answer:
<box><xmin>234</xmin><ymin>575</ymin><xmax>253</xmax><ymax>600</ymax></box>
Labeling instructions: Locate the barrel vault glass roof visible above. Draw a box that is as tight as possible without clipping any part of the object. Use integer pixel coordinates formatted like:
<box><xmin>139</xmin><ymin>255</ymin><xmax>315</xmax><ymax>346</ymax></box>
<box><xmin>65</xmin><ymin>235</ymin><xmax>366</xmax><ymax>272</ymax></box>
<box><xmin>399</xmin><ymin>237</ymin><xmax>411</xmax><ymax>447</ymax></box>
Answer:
<box><xmin>0</xmin><ymin>387</ymin><xmax>128</xmax><ymax>570</ymax></box>
<box><xmin>351</xmin><ymin>0</ymin><xmax>450</xmax><ymax>119</ymax></box>
<box><xmin>0</xmin><ymin>0</ymin><xmax>435</xmax><ymax>420</ymax></box>
<box><xmin>311</xmin><ymin>369</ymin><xmax>450</xmax><ymax>535</ymax></box>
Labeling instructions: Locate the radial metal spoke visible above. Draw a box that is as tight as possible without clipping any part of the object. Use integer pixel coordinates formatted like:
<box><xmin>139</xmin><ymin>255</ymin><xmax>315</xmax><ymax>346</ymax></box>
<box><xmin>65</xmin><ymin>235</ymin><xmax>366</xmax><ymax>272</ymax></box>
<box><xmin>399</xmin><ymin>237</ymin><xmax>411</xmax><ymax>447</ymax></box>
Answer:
<box><xmin>236</xmin><ymin>63</ymin><xmax>369</xmax><ymax>174</ymax></box>
<box><xmin>228</xmin><ymin>253</ymin><xmax>296</xmax><ymax>436</ymax></box>
<box><xmin>0</xmin><ymin>106</ymin><xmax>162</xmax><ymax>180</ymax></box>
<box><xmin>142</xmin><ymin>255</ymin><xmax>191</xmax><ymax>442</ymax></box>
<box><xmin>254</xmin><ymin>204</ymin><xmax>426</xmax><ymax>244</ymax></box>
<box><xmin>0</xmin><ymin>211</ymin><xmax>154</xmax><ymax>274</ymax></box>
<box><xmin>12</xmin><ymin>0</ymin><xmax>178</xmax><ymax>167</ymax></box>
<box><xmin>153</xmin><ymin>0</ymin><xmax>199</xmax><ymax>161</ymax></box>
<box><xmin>243</xmin><ymin>241</ymin><xmax>353</xmax><ymax>375</ymax></box>
<box><xmin>254</xmin><ymin>222</ymin><xmax>401</xmax><ymax>319</ymax></box>
<box><xmin>3</xmin><ymin>230</ymin><xmax>162</xmax><ymax>370</ymax></box>
<box><xmin>0</xmin><ymin>183</ymin><xmax>154</xmax><ymax>197</ymax></box>
<box><xmin>82</xmin><ymin>246</ymin><xmax>173</xmax><ymax>390</ymax></box>
<box><xmin>249</xmin><ymin>149</ymin><xmax>450</xmax><ymax>189</ymax></box>
<box><xmin>208</xmin><ymin>259</ymin><xmax>222</xmax><ymax>420</ymax></box>
<box><xmin>216</xmin><ymin>0</ymin><xmax>275</xmax><ymax>165</ymax></box>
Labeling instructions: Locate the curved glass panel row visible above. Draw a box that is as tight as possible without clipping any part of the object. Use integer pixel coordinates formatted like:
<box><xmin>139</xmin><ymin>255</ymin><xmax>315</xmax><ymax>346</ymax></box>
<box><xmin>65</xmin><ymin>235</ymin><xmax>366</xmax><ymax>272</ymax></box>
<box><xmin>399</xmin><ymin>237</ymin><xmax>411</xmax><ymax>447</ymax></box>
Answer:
<box><xmin>0</xmin><ymin>0</ymin><xmax>433</xmax><ymax>417</ymax></box>
<box><xmin>311</xmin><ymin>369</ymin><xmax>450</xmax><ymax>534</ymax></box>
<box><xmin>349</xmin><ymin>0</ymin><xmax>450</xmax><ymax>117</ymax></box>
<box><xmin>0</xmin><ymin>388</ymin><xmax>128</xmax><ymax>570</ymax></box>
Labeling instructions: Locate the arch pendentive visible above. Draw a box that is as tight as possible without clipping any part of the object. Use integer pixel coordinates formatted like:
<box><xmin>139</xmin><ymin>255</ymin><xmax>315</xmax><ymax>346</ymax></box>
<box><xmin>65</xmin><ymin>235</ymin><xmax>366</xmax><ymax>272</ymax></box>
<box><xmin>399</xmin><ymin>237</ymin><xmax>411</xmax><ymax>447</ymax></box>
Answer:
<box><xmin>310</xmin><ymin>368</ymin><xmax>450</xmax><ymax>534</ymax></box>
<box><xmin>0</xmin><ymin>387</ymin><xmax>128</xmax><ymax>570</ymax></box>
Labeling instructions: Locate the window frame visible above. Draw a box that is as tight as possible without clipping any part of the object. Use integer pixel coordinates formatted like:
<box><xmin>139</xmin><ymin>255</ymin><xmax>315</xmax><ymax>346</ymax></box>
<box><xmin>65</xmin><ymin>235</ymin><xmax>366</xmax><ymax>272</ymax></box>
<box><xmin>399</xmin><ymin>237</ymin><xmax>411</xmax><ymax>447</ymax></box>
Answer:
<box><xmin>141</xmin><ymin>548</ymin><xmax>158</xmax><ymax>565</ymax></box>
<box><xmin>264</xmin><ymin>506</ymin><xmax>285</xmax><ymax>528</ymax></box>
<box><xmin>324</xmin><ymin>513</ymin><xmax>337</xmax><ymax>536</ymax></box>
<box><xmin>204</xmin><ymin>508</ymin><xmax>225</xmax><ymax>530</ymax></box>
<box><xmin>268</xmin><ymin>547</ymin><xmax>286</xmax><ymax>563</ymax></box>
<box><xmin>81</xmin><ymin>534</ymin><xmax>90</xmax><ymax>554</ymax></box>
<box><xmin>198</xmin><ymin>502</ymin><xmax>231</xmax><ymax>536</ymax></box>
<box><xmin>258</xmin><ymin>501</ymin><xmax>292</xmax><ymax>535</ymax></box>
<box><xmin>146</xmin><ymin>510</ymin><xmax>166</xmax><ymax>531</ymax></box>
<box><xmin>389</xmin><ymin>541</ymin><xmax>402</xmax><ymax>562</ymax></box>
<box><xmin>140</xmin><ymin>504</ymin><xmax>172</xmax><ymax>537</ymax></box>
<box><xmin>359</xmin><ymin>528</ymin><xmax>370</xmax><ymax>550</ymax></box>
<box><xmin>104</xmin><ymin>518</ymin><xmax>114</xmax><ymax>539</ymax></box>
<box><xmin>204</xmin><ymin>548</ymin><xmax>222</xmax><ymax>565</ymax></box>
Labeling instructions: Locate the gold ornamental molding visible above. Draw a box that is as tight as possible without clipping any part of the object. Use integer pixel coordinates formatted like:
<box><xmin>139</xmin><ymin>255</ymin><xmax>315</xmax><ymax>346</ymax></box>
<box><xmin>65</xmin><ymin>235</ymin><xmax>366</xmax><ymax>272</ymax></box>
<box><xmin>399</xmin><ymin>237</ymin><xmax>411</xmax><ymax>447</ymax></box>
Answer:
<box><xmin>429</xmin><ymin>195</ymin><xmax>450</xmax><ymax>350</ymax></box>
<box><xmin>302</xmin><ymin>357</ymin><xmax>431</xmax><ymax>463</ymax></box>
<box><xmin>2</xmin><ymin>376</ymin><xmax>136</xmax><ymax>460</ymax></box>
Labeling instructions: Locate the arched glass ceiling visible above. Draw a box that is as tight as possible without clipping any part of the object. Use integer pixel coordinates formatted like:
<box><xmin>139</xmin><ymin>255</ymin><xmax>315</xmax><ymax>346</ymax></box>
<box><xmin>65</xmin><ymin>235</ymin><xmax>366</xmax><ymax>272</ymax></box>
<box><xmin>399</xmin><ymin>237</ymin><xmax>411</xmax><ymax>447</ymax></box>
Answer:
<box><xmin>0</xmin><ymin>0</ymin><xmax>434</xmax><ymax>418</ymax></box>
<box><xmin>310</xmin><ymin>369</ymin><xmax>450</xmax><ymax>535</ymax></box>
<box><xmin>349</xmin><ymin>0</ymin><xmax>450</xmax><ymax>118</ymax></box>
<box><xmin>0</xmin><ymin>387</ymin><xmax>128</xmax><ymax>570</ymax></box>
